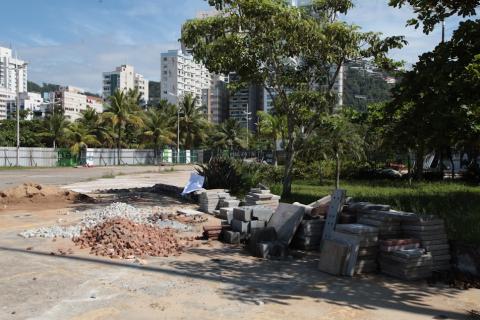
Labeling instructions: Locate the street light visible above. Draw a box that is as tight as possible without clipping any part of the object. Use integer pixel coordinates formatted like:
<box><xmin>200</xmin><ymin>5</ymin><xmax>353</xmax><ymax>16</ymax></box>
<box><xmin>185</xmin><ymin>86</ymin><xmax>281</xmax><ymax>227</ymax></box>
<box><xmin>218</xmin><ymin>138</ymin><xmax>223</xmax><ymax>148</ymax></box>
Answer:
<box><xmin>165</xmin><ymin>91</ymin><xmax>181</xmax><ymax>164</ymax></box>
<box><xmin>243</xmin><ymin>108</ymin><xmax>252</xmax><ymax>149</ymax></box>
<box><xmin>9</xmin><ymin>61</ymin><xmax>28</xmax><ymax>167</ymax></box>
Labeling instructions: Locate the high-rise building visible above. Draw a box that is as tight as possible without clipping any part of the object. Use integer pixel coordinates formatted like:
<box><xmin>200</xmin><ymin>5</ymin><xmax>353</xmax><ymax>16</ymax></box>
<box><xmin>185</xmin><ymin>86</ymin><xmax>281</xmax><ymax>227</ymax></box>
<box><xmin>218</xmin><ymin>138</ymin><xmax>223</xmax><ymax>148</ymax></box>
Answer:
<box><xmin>0</xmin><ymin>88</ymin><xmax>15</xmax><ymax>120</ymax></box>
<box><xmin>102</xmin><ymin>65</ymin><xmax>149</xmax><ymax>104</ymax></box>
<box><xmin>202</xmin><ymin>75</ymin><xmax>228</xmax><ymax>124</ymax></box>
<box><xmin>228</xmin><ymin>73</ymin><xmax>263</xmax><ymax>132</ymax></box>
<box><xmin>161</xmin><ymin>49</ymin><xmax>212</xmax><ymax>107</ymax></box>
<box><xmin>0</xmin><ymin>47</ymin><xmax>28</xmax><ymax>94</ymax></box>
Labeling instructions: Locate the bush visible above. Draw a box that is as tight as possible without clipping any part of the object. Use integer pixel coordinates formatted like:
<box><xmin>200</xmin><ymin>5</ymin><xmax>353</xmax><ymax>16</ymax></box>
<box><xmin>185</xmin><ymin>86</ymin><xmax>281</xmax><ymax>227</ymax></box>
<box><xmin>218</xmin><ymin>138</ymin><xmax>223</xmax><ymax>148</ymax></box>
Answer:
<box><xmin>196</xmin><ymin>156</ymin><xmax>283</xmax><ymax>196</ymax></box>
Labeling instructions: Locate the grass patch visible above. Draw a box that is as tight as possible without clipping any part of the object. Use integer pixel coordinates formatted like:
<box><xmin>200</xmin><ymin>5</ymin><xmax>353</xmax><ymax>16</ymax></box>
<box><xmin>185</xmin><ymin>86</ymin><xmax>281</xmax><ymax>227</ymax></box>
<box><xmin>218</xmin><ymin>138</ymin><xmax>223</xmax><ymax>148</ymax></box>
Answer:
<box><xmin>271</xmin><ymin>179</ymin><xmax>480</xmax><ymax>244</ymax></box>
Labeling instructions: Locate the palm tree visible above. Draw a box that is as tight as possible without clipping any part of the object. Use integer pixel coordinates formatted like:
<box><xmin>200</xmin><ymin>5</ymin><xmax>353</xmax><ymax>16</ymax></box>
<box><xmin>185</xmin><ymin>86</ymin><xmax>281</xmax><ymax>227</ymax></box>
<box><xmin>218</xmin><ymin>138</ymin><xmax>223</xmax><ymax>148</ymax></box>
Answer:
<box><xmin>257</xmin><ymin>111</ymin><xmax>286</xmax><ymax>166</ymax></box>
<box><xmin>45</xmin><ymin>111</ymin><xmax>68</xmax><ymax>149</ymax></box>
<box><xmin>212</xmin><ymin>119</ymin><xmax>248</xmax><ymax>151</ymax></box>
<box><xmin>103</xmin><ymin>90</ymin><xmax>144</xmax><ymax>165</ymax></box>
<box><xmin>178</xmin><ymin>94</ymin><xmax>209</xmax><ymax>150</ymax></box>
<box><xmin>64</xmin><ymin>123</ymin><xmax>100</xmax><ymax>160</ymax></box>
<box><xmin>78</xmin><ymin>107</ymin><xmax>114</xmax><ymax>147</ymax></box>
<box><xmin>142</xmin><ymin>108</ymin><xmax>175</xmax><ymax>163</ymax></box>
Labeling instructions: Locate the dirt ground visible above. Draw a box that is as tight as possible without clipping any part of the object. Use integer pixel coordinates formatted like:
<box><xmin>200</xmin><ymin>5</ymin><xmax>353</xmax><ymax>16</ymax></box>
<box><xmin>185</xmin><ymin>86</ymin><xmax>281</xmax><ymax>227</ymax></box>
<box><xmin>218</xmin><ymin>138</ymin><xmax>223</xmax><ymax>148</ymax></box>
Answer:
<box><xmin>0</xmin><ymin>177</ymin><xmax>479</xmax><ymax>320</ymax></box>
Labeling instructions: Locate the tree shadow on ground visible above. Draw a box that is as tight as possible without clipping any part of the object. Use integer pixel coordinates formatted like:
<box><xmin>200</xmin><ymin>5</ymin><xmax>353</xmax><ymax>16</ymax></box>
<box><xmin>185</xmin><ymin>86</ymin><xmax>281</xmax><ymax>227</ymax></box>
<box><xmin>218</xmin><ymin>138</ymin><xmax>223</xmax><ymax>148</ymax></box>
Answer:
<box><xmin>0</xmin><ymin>245</ymin><xmax>473</xmax><ymax>319</ymax></box>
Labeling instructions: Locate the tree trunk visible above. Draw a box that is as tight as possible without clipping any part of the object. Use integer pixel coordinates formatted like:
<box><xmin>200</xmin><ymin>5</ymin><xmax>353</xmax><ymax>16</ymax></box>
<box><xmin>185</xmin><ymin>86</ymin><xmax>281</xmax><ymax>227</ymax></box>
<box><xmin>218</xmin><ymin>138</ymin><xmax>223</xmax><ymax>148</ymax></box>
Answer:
<box><xmin>414</xmin><ymin>146</ymin><xmax>425</xmax><ymax>180</ymax></box>
<box><xmin>448</xmin><ymin>149</ymin><xmax>455</xmax><ymax>180</ymax></box>
<box><xmin>335</xmin><ymin>151</ymin><xmax>340</xmax><ymax>190</ymax></box>
<box><xmin>281</xmin><ymin>118</ymin><xmax>296</xmax><ymax>198</ymax></box>
<box><xmin>272</xmin><ymin>136</ymin><xmax>278</xmax><ymax>167</ymax></box>
<box><xmin>117</xmin><ymin>125</ymin><xmax>121</xmax><ymax>166</ymax></box>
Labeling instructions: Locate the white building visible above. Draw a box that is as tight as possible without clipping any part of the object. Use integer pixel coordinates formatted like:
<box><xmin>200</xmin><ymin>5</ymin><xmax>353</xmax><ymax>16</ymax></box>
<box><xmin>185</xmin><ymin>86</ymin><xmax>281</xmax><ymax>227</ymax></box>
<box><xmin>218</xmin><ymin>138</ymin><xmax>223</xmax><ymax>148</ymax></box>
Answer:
<box><xmin>102</xmin><ymin>65</ymin><xmax>149</xmax><ymax>104</ymax></box>
<box><xmin>0</xmin><ymin>47</ymin><xmax>27</xmax><ymax>94</ymax></box>
<box><xmin>86</xmin><ymin>95</ymin><xmax>104</xmax><ymax>113</ymax></box>
<box><xmin>0</xmin><ymin>88</ymin><xmax>15</xmax><ymax>120</ymax></box>
<box><xmin>160</xmin><ymin>49</ymin><xmax>212</xmax><ymax>106</ymax></box>
<box><xmin>14</xmin><ymin>92</ymin><xmax>44</xmax><ymax>120</ymax></box>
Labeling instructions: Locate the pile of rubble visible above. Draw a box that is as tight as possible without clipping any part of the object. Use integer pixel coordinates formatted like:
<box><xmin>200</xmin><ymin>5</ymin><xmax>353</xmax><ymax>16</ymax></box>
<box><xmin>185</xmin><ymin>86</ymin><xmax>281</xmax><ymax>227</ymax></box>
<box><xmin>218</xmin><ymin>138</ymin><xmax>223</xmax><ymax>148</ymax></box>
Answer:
<box><xmin>19</xmin><ymin>202</ymin><xmax>191</xmax><ymax>239</ymax></box>
<box><xmin>73</xmin><ymin>218</ymin><xmax>193</xmax><ymax>259</ymax></box>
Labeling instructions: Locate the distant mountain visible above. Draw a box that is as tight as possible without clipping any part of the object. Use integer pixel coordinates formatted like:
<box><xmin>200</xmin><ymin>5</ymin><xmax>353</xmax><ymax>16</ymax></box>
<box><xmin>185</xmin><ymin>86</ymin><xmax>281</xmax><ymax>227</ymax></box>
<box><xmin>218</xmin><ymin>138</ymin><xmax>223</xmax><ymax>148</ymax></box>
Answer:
<box><xmin>343</xmin><ymin>62</ymin><xmax>396</xmax><ymax>112</ymax></box>
<box><xmin>27</xmin><ymin>81</ymin><xmax>60</xmax><ymax>94</ymax></box>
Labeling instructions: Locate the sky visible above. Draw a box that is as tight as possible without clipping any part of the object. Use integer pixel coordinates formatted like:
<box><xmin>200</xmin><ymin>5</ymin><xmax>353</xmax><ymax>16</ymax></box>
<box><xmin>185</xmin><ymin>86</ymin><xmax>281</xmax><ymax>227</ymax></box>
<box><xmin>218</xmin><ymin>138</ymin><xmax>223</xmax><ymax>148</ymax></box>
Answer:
<box><xmin>0</xmin><ymin>0</ymin><xmax>467</xmax><ymax>93</ymax></box>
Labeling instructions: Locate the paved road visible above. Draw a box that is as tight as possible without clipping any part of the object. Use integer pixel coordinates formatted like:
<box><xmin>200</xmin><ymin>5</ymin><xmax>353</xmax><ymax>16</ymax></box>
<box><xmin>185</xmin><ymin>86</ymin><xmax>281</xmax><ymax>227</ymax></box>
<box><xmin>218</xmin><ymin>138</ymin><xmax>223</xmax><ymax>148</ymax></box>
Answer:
<box><xmin>0</xmin><ymin>165</ymin><xmax>194</xmax><ymax>190</ymax></box>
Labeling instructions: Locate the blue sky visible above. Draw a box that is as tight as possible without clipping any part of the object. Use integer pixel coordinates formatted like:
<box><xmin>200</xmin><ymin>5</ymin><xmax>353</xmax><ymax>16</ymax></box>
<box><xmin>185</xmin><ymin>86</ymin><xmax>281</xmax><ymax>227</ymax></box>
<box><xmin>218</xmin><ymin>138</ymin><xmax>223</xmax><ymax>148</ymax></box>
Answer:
<box><xmin>0</xmin><ymin>0</ymin><xmax>465</xmax><ymax>93</ymax></box>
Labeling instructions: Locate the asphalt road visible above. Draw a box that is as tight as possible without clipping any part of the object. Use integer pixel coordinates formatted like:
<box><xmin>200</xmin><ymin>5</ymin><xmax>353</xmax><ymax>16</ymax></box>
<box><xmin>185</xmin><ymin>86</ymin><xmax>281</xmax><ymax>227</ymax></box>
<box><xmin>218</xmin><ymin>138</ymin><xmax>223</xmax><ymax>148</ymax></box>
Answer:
<box><xmin>0</xmin><ymin>165</ymin><xmax>193</xmax><ymax>190</ymax></box>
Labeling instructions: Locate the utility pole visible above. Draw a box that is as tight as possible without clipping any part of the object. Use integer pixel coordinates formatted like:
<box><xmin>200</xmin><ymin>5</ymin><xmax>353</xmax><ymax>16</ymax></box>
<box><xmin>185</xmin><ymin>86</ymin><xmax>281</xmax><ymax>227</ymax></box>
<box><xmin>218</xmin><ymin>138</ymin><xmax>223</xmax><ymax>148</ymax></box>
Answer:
<box><xmin>441</xmin><ymin>19</ymin><xmax>445</xmax><ymax>43</ymax></box>
<box><xmin>177</xmin><ymin>106</ymin><xmax>180</xmax><ymax>164</ymax></box>
<box><xmin>15</xmin><ymin>66</ymin><xmax>20</xmax><ymax>167</ymax></box>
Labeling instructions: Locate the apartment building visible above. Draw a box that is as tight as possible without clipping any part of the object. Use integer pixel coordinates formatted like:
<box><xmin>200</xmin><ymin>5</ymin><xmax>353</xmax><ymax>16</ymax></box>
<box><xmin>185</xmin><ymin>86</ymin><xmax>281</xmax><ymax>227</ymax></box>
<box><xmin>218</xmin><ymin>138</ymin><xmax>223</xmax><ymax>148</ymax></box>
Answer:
<box><xmin>160</xmin><ymin>49</ymin><xmax>212</xmax><ymax>107</ymax></box>
<box><xmin>0</xmin><ymin>88</ymin><xmax>15</xmax><ymax>120</ymax></box>
<box><xmin>0</xmin><ymin>47</ymin><xmax>27</xmax><ymax>94</ymax></box>
<box><xmin>102</xmin><ymin>65</ymin><xmax>149</xmax><ymax>104</ymax></box>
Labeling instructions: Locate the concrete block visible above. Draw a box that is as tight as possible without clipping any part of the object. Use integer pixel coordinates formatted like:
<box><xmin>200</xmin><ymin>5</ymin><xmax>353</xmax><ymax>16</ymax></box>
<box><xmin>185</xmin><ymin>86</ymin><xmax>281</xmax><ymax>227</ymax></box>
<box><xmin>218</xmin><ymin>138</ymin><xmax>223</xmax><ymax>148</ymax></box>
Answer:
<box><xmin>252</xmin><ymin>206</ymin><xmax>274</xmax><ymax>222</ymax></box>
<box><xmin>233</xmin><ymin>207</ymin><xmax>253</xmax><ymax>222</ymax></box>
<box><xmin>219</xmin><ymin>207</ymin><xmax>234</xmax><ymax>224</ymax></box>
<box><xmin>223</xmin><ymin>230</ymin><xmax>241</xmax><ymax>244</ymax></box>
<box><xmin>318</xmin><ymin>239</ymin><xmax>350</xmax><ymax>276</ymax></box>
<box><xmin>256</xmin><ymin>241</ymin><xmax>288</xmax><ymax>259</ymax></box>
<box><xmin>250</xmin><ymin>220</ymin><xmax>266</xmax><ymax>230</ymax></box>
<box><xmin>247</xmin><ymin>227</ymin><xmax>277</xmax><ymax>255</ymax></box>
<box><xmin>231</xmin><ymin>219</ymin><xmax>249</xmax><ymax>233</ymax></box>
<box><xmin>267</xmin><ymin>203</ymin><xmax>305</xmax><ymax>245</ymax></box>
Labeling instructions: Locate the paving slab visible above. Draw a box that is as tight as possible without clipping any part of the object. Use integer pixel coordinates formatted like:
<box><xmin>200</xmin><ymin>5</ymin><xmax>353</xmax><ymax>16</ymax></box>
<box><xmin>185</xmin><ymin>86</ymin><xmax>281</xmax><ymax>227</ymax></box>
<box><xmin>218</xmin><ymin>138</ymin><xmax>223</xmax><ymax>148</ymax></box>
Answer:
<box><xmin>267</xmin><ymin>203</ymin><xmax>305</xmax><ymax>245</ymax></box>
<box><xmin>318</xmin><ymin>239</ymin><xmax>350</xmax><ymax>276</ymax></box>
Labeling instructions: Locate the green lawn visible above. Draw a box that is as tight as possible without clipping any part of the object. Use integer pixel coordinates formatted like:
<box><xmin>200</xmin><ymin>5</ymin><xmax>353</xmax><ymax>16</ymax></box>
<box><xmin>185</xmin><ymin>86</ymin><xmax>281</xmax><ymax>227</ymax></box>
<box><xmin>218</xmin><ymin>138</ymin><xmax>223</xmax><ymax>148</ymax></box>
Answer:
<box><xmin>271</xmin><ymin>180</ymin><xmax>480</xmax><ymax>244</ymax></box>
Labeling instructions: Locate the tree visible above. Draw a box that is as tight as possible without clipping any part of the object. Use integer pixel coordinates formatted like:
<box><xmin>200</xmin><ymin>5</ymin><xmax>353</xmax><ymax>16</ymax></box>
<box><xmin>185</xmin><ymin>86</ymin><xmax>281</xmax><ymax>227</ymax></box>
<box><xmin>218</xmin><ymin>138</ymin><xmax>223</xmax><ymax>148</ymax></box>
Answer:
<box><xmin>142</xmin><ymin>107</ymin><xmax>175</xmax><ymax>163</ymax></box>
<box><xmin>64</xmin><ymin>123</ymin><xmax>100</xmax><ymax>158</ymax></box>
<box><xmin>309</xmin><ymin>113</ymin><xmax>364</xmax><ymax>189</ymax></box>
<box><xmin>384</xmin><ymin>20</ymin><xmax>480</xmax><ymax>179</ymax></box>
<box><xmin>212</xmin><ymin>119</ymin><xmax>248</xmax><ymax>151</ymax></box>
<box><xmin>178</xmin><ymin>94</ymin><xmax>209</xmax><ymax>150</ymax></box>
<box><xmin>44</xmin><ymin>111</ymin><xmax>68</xmax><ymax>149</ymax></box>
<box><xmin>182</xmin><ymin>0</ymin><xmax>405</xmax><ymax>197</ymax></box>
<box><xmin>389</xmin><ymin>0</ymin><xmax>479</xmax><ymax>34</ymax></box>
<box><xmin>103</xmin><ymin>90</ymin><xmax>144</xmax><ymax>165</ymax></box>
<box><xmin>78</xmin><ymin>107</ymin><xmax>114</xmax><ymax>147</ymax></box>
<box><xmin>257</xmin><ymin>111</ymin><xmax>286</xmax><ymax>166</ymax></box>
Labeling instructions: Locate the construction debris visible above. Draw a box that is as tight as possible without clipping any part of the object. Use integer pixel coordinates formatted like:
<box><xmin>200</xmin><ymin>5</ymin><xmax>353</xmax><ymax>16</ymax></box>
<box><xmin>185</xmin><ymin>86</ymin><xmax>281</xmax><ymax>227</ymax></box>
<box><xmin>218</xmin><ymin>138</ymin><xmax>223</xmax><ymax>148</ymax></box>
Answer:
<box><xmin>379</xmin><ymin>248</ymin><xmax>433</xmax><ymax>280</ymax></box>
<box><xmin>402</xmin><ymin>216</ymin><xmax>451</xmax><ymax>271</ymax></box>
<box><xmin>291</xmin><ymin>219</ymin><xmax>325</xmax><ymax>250</ymax></box>
<box><xmin>73</xmin><ymin>218</ymin><xmax>193</xmax><ymax>259</ymax></box>
<box><xmin>244</xmin><ymin>188</ymin><xmax>280</xmax><ymax>209</ymax></box>
<box><xmin>19</xmin><ymin>202</ymin><xmax>191</xmax><ymax>238</ymax></box>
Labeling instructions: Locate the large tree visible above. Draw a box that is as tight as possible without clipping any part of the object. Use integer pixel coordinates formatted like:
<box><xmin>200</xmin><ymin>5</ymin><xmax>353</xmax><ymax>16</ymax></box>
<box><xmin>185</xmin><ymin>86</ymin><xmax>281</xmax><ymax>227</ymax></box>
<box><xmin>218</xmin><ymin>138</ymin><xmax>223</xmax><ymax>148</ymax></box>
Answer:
<box><xmin>389</xmin><ymin>0</ymin><xmax>479</xmax><ymax>33</ymax></box>
<box><xmin>178</xmin><ymin>94</ymin><xmax>209</xmax><ymax>150</ymax></box>
<box><xmin>142</xmin><ymin>107</ymin><xmax>175</xmax><ymax>163</ymax></box>
<box><xmin>103</xmin><ymin>90</ymin><xmax>143</xmax><ymax>165</ymax></box>
<box><xmin>182</xmin><ymin>0</ymin><xmax>404</xmax><ymax>196</ymax></box>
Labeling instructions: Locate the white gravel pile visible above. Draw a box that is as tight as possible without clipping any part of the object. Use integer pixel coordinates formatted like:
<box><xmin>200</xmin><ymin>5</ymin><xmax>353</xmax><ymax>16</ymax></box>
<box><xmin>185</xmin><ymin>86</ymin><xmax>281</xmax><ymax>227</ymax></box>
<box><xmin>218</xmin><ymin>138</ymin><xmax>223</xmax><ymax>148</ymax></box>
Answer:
<box><xmin>19</xmin><ymin>202</ymin><xmax>191</xmax><ymax>239</ymax></box>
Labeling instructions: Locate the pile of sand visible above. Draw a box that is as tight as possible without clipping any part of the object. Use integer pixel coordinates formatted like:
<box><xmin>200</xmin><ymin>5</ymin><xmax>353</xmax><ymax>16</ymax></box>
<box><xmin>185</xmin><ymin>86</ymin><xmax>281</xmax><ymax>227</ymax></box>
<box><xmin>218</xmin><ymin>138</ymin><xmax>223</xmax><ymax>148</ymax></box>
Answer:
<box><xmin>0</xmin><ymin>182</ymin><xmax>92</xmax><ymax>206</ymax></box>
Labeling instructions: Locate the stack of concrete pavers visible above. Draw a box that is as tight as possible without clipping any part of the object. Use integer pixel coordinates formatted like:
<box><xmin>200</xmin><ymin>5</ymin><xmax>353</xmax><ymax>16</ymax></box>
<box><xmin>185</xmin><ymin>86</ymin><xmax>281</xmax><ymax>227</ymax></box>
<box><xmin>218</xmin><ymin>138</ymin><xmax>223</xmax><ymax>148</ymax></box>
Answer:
<box><xmin>218</xmin><ymin>193</ymin><xmax>240</xmax><ymax>209</ymax></box>
<box><xmin>245</xmin><ymin>188</ymin><xmax>280</xmax><ymax>210</ymax></box>
<box><xmin>224</xmin><ymin>206</ymin><xmax>274</xmax><ymax>244</ymax></box>
<box><xmin>379</xmin><ymin>248</ymin><xmax>433</xmax><ymax>280</ymax></box>
<box><xmin>336</xmin><ymin>224</ymin><xmax>380</xmax><ymax>274</ymax></box>
<box><xmin>199</xmin><ymin>190</ymin><xmax>225</xmax><ymax>213</ymax></box>
<box><xmin>358</xmin><ymin>211</ymin><xmax>403</xmax><ymax>240</ymax></box>
<box><xmin>219</xmin><ymin>207</ymin><xmax>235</xmax><ymax>224</ymax></box>
<box><xmin>401</xmin><ymin>215</ymin><xmax>451</xmax><ymax>271</ymax></box>
<box><xmin>291</xmin><ymin>219</ymin><xmax>325</xmax><ymax>250</ymax></box>
<box><xmin>203</xmin><ymin>225</ymin><xmax>231</xmax><ymax>240</ymax></box>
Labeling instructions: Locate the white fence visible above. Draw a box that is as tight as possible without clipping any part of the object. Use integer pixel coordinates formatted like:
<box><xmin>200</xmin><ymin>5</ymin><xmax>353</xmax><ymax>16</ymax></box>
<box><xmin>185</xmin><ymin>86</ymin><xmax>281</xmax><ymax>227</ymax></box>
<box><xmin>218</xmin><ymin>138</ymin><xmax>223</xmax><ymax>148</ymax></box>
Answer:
<box><xmin>82</xmin><ymin>148</ymin><xmax>157</xmax><ymax>166</ymax></box>
<box><xmin>0</xmin><ymin>147</ymin><xmax>58</xmax><ymax>167</ymax></box>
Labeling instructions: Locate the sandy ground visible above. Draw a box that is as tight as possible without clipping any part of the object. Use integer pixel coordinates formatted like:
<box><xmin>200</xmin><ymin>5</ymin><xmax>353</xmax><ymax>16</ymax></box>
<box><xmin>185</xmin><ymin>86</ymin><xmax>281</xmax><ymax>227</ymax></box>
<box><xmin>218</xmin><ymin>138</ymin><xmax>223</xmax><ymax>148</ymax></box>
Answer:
<box><xmin>0</xmin><ymin>165</ymin><xmax>194</xmax><ymax>190</ymax></box>
<box><xmin>0</xmin><ymin>173</ymin><xmax>479</xmax><ymax>320</ymax></box>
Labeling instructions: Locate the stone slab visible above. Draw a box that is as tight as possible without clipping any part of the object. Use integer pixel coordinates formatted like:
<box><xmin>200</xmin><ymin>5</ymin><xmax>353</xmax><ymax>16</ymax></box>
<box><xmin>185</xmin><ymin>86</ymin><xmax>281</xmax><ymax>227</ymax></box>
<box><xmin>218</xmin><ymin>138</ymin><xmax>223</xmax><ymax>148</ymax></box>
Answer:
<box><xmin>219</xmin><ymin>207</ymin><xmax>235</xmax><ymax>224</ymax></box>
<box><xmin>233</xmin><ymin>207</ymin><xmax>253</xmax><ymax>222</ymax></box>
<box><xmin>318</xmin><ymin>239</ymin><xmax>350</xmax><ymax>276</ymax></box>
<box><xmin>250</xmin><ymin>220</ymin><xmax>266</xmax><ymax>230</ymax></box>
<box><xmin>267</xmin><ymin>203</ymin><xmax>305</xmax><ymax>245</ymax></box>
<box><xmin>223</xmin><ymin>230</ymin><xmax>241</xmax><ymax>244</ymax></box>
<box><xmin>252</xmin><ymin>206</ymin><xmax>274</xmax><ymax>222</ymax></box>
<box><xmin>332</xmin><ymin>231</ymin><xmax>361</xmax><ymax>276</ymax></box>
<box><xmin>336</xmin><ymin>224</ymin><xmax>379</xmax><ymax>235</ymax></box>
<box><xmin>231</xmin><ymin>219</ymin><xmax>249</xmax><ymax>233</ymax></box>
<box><xmin>323</xmin><ymin>189</ymin><xmax>346</xmax><ymax>240</ymax></box>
